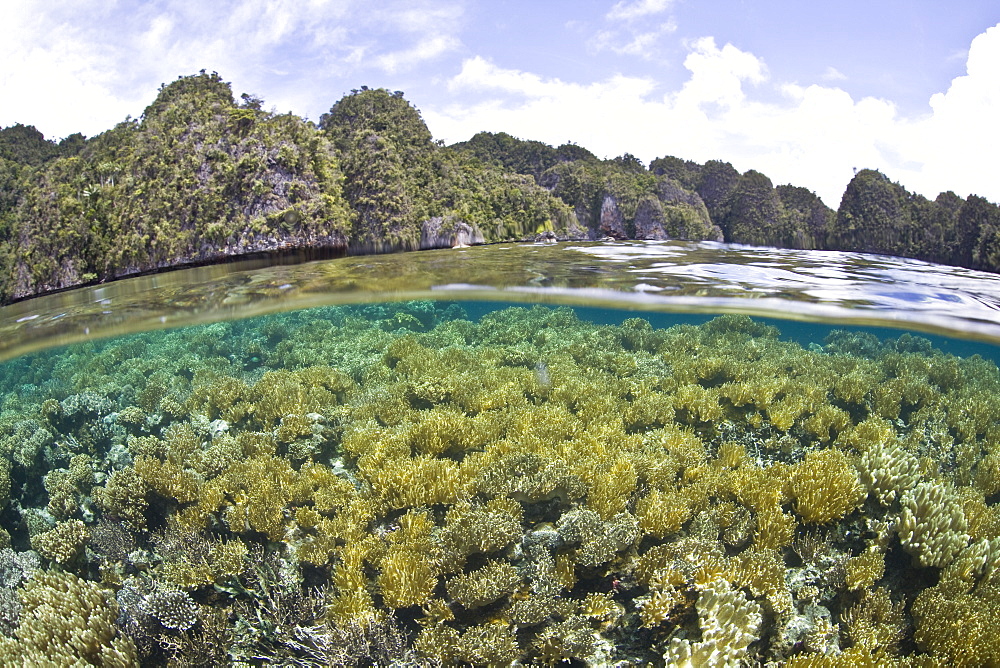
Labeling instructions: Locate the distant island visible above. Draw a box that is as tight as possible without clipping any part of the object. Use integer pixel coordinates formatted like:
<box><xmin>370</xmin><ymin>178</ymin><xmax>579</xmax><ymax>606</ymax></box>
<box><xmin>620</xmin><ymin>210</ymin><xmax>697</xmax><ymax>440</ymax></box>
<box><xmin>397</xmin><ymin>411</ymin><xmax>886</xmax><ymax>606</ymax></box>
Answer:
<box><xmin>1</xmin><ymin>70</ymin><xmax>999</xmax><ymax>304</ymax></box>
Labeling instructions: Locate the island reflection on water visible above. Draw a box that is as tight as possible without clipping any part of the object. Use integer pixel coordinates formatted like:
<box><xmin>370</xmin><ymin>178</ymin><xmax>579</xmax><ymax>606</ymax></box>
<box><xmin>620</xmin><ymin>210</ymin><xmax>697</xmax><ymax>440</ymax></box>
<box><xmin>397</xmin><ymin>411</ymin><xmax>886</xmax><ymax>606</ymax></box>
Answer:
<box><xmin>5</xmin><ymin>240</ymin><xmax>1000</xmax><ymax>360</ymax></box>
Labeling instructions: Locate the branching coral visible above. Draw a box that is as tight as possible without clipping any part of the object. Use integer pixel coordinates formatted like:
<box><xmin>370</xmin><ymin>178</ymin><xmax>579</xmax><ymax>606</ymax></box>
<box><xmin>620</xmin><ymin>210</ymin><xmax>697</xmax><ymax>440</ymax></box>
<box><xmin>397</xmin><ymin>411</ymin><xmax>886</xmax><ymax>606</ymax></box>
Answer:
<box><xmin>435</xmin><ymin>498</ymin><xmax>522</xmax><ymax>572</ymax></box>
<box><xmin>43</xmin><ymin>453</ymin><xmax>94</xmax><ymax>518</ymax></box>
<box><xmin>0</xmin><ymin>570</ymin><xmax>138</xmax><ymax>666</ymax></box>
<box><xmin>791</xmin><ymin>449</ymin><xmax>865</xmax><ymax>524</ymax></box>
<box><xmin>556</xmin><ymin>508</ymin><xmax>640</xmax><ymax>567</ymax></box>
<box><xmin>93</xmin><ymin>466</ymin><xmax>150</xmax><ymax>531</ymax></box>
<box><xmin>912</xmin><ymin>581</ymin><xmax>1000</xmax><ymax>665</ymax></box>
<box><xmin>446</xmin><ymin>560</ymin><xmax>520</xmax><ymax>609</ymax></box>
<box><xmin>32</xmin><ymin>519</ymin><xmax>88</xmax><ymax>566</ymax></box>
<box><xmin>661</xmin><ymin>577</ymin><xmax>762</xmax><ymax>667</ymax></box>
<box><xmin>378</xmin><ymin>546</ymin><xmax>438</xmax><ymax>609</ymax></box>
<box><xmin>636</xmin><ymin>488</ymin><xmax>692</xmax><ymax>538</ymax></box>
<box><xmin>859</xmin><ymin>443</ymin><xmax>922</xmax><ymax>506</ymax></box>
<box><xmin>842</xmin><ymin>587</ymin><xmax>907</xmax><ymax>654</ymax></box>
<box><xmin>142</xmin><ymin>588</ymin><xmax>200</xmax><ymax>631</ymax></box>
<box><xmin>845</xmin><ymin>547</ymin><xmax>885</xmax><ymax>591</ymax></box>
<box><xmin>897</xmin><ymin>480</ymin><xmax>970</xmax><ymax>568</ymax></box>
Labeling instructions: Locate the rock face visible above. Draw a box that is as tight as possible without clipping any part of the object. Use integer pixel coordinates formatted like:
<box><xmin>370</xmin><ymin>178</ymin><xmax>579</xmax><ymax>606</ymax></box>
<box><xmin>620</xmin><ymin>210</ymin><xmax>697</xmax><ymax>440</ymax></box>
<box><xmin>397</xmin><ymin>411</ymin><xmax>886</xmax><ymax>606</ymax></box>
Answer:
<box><xmin>632</xmin><ymin>184</ymin><xmax>723</xmax><ymax>242</ymax></box>
<box><xmin>420</xmin><ymin>217</ymin><xmax>486</xmax><ymax>249</ymax></box>
<box><xmin>599</xmin><ymin>196</ymin><xmax>627</xmax><ymax>239</ymax></box>
<box><xmin>633</xmin><ymin>196</ymin><xmax>669</xmax><ymax>240</ymax></box>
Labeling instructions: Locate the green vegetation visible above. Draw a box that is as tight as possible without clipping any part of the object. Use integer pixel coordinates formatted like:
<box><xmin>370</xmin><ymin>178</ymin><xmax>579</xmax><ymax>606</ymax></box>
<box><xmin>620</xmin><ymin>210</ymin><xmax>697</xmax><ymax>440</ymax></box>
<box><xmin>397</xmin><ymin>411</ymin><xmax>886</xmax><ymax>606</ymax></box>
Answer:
<box><xmin>0</xmin><ymin>302</ymin><xmax>999</xmax><ymax>664</ymax></box>
<box><xmin>2</xmin><ymin>71</ymin><xmax>1000</xmax><ymax>304</ymax></box>
<box><xmin>319</xmin><ymin>89</ymin><xmax>575</xmax><ymax>251</ymax></box>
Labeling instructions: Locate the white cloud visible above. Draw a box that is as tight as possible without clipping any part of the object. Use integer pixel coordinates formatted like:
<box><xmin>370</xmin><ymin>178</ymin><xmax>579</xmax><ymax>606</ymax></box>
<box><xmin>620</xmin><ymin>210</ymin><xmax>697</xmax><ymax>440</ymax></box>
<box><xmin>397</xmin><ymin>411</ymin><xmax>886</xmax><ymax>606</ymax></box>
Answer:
<box><xmin>428</xmin><ymin>24</ymin><xmax>1000</xmax><ymax>208</ymax></box>
<box><xmin>606</xmin><ymin>0</ymin><xmax>673</xmax><ymax>22</ymax></box>
<box><xmin>594</xmin><ymin>0</ymin><xmax>677</xmax><ymax>60</ymax></box>
<box><xmin>822</xmin><ymin>66</ymin><xmax>847</xmax><ymax>81</ymax></box>
<box><xmin>677</xmin><ymin>37</ymin><xmax>767</xmax><ymax>106</ymax></box>
<box><xmin>0</xmin><ymin>0</ymin><xmax>463</xmax><ymax>138</ymax></box>
<box><xmin>593</xmin><ymin>20</ymin><xmax>677</xmax><ymax>58</ymax></box>
<box><xmin>0</xmin><ymin>1</ymin><xmax>139</xmax><ymax>139</ymax></box>
<box><xmin>890</xmin><ymin>23</ymin><xmax>1000</xmax><ymax>201</ymax></box>
<box><xmin>375</xmin><ymin>35</ymin><xmax>461</xmax><ymax>74</ymax></box>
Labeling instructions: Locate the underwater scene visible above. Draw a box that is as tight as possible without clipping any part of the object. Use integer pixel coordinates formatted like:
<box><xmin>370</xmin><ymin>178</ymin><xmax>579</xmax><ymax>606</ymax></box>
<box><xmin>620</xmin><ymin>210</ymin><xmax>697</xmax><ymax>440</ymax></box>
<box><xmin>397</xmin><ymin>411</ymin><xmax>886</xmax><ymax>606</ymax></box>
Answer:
<box><xmin>0</xmin><ymin>294</ymin><xmax>999</xmax><ymax>666</ymax></box>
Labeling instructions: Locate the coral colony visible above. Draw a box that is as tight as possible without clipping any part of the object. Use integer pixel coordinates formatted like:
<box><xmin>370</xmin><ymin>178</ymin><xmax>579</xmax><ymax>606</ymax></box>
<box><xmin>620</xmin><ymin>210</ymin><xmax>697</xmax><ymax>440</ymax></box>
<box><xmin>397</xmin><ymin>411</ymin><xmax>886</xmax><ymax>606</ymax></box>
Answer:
<box><xmin>0</xmin><ymin>302</ymin><xmax>998</xmax><ymax>665</ymax></box>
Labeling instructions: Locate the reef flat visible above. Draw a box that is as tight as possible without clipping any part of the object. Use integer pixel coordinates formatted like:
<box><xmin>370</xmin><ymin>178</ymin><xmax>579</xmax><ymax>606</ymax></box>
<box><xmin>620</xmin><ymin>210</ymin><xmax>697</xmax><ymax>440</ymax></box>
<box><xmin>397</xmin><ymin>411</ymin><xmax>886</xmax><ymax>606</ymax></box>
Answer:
<box><xmin>0</xmin><ymin>302</ymin><xmax>998</xmax><ymax>665</ymax></box>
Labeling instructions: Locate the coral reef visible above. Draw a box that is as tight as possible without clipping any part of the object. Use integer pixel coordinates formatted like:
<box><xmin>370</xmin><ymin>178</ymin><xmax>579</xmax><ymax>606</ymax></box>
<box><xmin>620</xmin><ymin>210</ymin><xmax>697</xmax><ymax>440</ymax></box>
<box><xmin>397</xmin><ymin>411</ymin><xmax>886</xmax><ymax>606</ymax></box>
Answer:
<box><xmin>662</xmin><ymin>577</ymin><xmax>762</xmax><ymax>666</ymax></box>
<box><xmin>897</xmin><ymin>480</ymin><xmax>970</xmax><ymax>568</ymax></box>
<box><xmin>0</xmin><ymin>570</ymin><xmax>138</xmax><ymax>666</ymax></box>
<box><xmin>0</xmin><ymin>302</ymin><xmax>997</xmax><ymax>664</ymax></box>
<box><xmin>31</xmin><ymin>519</ymin><xmax>87</xmax><ymax>566</ymax></box>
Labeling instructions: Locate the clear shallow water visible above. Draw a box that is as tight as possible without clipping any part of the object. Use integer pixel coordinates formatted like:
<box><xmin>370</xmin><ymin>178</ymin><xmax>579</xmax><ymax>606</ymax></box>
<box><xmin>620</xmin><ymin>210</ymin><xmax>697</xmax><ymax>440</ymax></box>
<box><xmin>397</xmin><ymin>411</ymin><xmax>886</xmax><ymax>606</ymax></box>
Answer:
<box><xmin>6</xmin><ymin>240</ymin><xmax>1000</xmax><ymax>361</ymax></box>
<box><xmin>0</xmin><ymin>242</ymin><xmax>999</xmax><ymax>665</ymax></box>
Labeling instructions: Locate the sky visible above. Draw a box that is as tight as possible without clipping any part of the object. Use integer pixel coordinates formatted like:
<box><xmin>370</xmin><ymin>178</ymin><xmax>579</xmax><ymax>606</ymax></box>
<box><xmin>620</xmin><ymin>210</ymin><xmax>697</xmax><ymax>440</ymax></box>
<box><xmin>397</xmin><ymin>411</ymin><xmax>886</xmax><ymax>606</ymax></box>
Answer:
<box><xmin>2</xmin><ymin>0</ymin><xmax>998</xmax><ymax>208</ymax></box>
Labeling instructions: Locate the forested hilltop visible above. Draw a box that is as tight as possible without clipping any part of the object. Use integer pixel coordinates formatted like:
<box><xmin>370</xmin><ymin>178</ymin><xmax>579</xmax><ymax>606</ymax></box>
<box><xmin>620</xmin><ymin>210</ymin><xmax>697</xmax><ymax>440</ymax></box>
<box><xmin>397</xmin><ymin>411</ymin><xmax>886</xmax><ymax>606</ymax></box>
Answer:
<box><xmin>2</xmin><ymin>70</ymin><xmax>999</xmax><ymax>303</ymax></box>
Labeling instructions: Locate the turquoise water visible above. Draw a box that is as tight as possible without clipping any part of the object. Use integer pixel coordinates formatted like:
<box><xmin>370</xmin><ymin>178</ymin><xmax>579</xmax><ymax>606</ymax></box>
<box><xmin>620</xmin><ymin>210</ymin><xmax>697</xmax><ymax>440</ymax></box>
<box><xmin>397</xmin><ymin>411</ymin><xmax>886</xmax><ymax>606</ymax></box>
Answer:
<box><xmin>1</xmin><ymin>242</ymin><xmax>1000</xmax><ymax>665</ymax></box>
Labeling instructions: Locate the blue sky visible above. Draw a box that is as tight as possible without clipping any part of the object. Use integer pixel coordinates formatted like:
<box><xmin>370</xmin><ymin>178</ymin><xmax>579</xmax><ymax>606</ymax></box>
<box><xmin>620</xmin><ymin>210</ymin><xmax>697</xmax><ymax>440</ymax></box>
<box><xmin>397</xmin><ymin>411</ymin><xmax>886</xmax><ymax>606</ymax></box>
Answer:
<box><xmin>2</xmin><ymin>0</ymin><xmax>998</xmax><ymax>207</ymax></box>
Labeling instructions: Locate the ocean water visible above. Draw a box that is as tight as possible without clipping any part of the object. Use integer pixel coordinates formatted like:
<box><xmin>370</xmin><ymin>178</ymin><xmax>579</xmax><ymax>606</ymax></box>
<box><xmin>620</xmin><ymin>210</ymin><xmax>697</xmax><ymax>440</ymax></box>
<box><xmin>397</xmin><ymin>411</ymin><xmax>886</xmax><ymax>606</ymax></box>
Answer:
<box><xmin>1</xmin><ymin>241</ymin><xmax>999</xmax><ymax>665</ymax></box>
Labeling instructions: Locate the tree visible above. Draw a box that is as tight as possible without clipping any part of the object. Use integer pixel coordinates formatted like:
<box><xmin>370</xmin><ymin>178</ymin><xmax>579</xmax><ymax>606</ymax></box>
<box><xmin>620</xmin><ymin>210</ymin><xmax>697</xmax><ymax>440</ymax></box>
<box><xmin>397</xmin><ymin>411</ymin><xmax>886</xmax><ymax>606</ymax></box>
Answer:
<box><xmin>776</xmin><ymin>185</ymin><xmax>834</xmax><ymax>249</ymax></box>
<box><xmin>320</xmin><ymin>88</ymin><xmax>438</xmax><ymax>247</ymax></box>
<box><xmin>694</xmin><ymin>160</ymin><xmax>741</xmax><ymax>235</ymax></box>
<box><xmin>0</xmin><ymin>123</ymin><xmax>61</xmax><ymax>166</ymax></box>
<box><xmin>726</xmin><ymin>170</ymin><xmax>786</xmax><ymax>246</ymax></box>
<box><xmin>827</xmin><ymin>169</ymin><xmax>912</xmax><ymax>255</ymax></box>
<box><xmin>968</xmin><ymin>196</ymin><xmax>1000</xmax><ymax>271</ymax></box>
<box><xmin>955</xmin><ymin>195</ymin><xmax>997</xmax><ymax>269</ymax></box>
<box><xmin>649</xmin><ymin>155</ymin><xmax>701</xmax><ymax>191</ymax></box>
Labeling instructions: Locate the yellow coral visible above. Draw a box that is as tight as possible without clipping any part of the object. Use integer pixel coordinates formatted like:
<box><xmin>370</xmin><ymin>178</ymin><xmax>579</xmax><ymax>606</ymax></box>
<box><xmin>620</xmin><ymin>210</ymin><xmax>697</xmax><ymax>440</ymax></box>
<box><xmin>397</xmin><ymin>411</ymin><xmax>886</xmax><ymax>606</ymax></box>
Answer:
<box><xmin>406</xmin><ymin>406</ymin><xmax>477</xmax><ymax>456</ymax></box>
<box><xmin>32</xmin><ymin>519</ymin><xmax>88</xmax><ymax>565</ymax></box>
<box><xmin>754</xmin><ymin>504</ymin><xmax>797</xmax><ymax>550</ymax></box>
<box><xmin>580</xmin><ymin>591</ymin><xmax>621</xmax><ymax>624</ymax></box>
<box><xmin>845</xmin><ymin>547</ymin><xmax>885</xmax><ymax>591</ymax></box>
<box><xmin>368</xmin><ymin>454</ymin><xmax>471</xmax><ymax>509</ymax></box>
<box><xmin>554</xmin><ymin>553</ymin><xmax>576</xmax><ymax>591</ymax></box>
<box><xmin>636</xmin><ymin>488</ymin><xmax>692</xmax><ymax>538</ymax></box>
<box><xmin>733</xmin><ymin>547</ymin><xmax>793</xmax><ymax>615</ymax></box>
<box><xmin>43</xmin><ymin>453</ymin><xmax>92</xmax><ymax>518</ymax></box>
<box><xmin>93</xmin><ymin>466</ymin><xmax>150</xmax><ymax>530</ymax></box>
<box><xmin>672</xmin><ymin>384</ymin><xmax>723</xmax><ymax>423</ymax></box>
<box><xmin>378</xmin><ymin>546</ymin><xmax>438</xmax><ymax>609</ymax></box>
<box><xmin>587</xmin><ymin>457</ymin><xmax>637</xmax><ymax>519</ymax></box>
<box><xmin>219</xmin><ymin>455</ymin><xmax>300</xmax><ymax>539</ymax></box>
<box><xmin>639</xmin><ymin>587</ymin><xmax>684</xmax><ymax>628</ymax></box>
<box><xmin>784</xmin><ymin>647</ymin><xmax>904</xmax><ymax>667</ymax></box>
<box><xmin>133</xmin><ymin>456</ymin><xmax>200</xmax><ymax>506</ymax></box>
<box><xmin>446</xmin><ymin>560</ymin><xmax>520</xmax><ymax>609</ymax></box>
<box><xmin>842</xmin><ymin>587</ymin><xmax>906</xmax><ymax>653</ymax></box>
<box><xmin>0</xmin><ymin>570</ymin><xmax>138</xmax><ymax>666</ymax></box>
<box><xmin>208</xmin><ymin>537</ymin><xmax>248</xmax><ymax>579</ymax></box>
<box><xmin>661</xmin><ymin>577</ymin><xmax>762</xmax><ymax>666</ymax></box>
<box><xmin>801</xmin><ymin>403</ymin><xmax>851</xmax><ymax>442</ymax></box>
<box><xmin>912</xmin><ymin>582</ymin><xmax>1000</xmax><ymax>665</ymax></box>
<box><xmin>790</xmin><ymin>449</ymin><xmax>864</xmax><ymax>524</ymax></box>
<box><xmin>731</xmin><ymin>463</ymin><xmax>792</xmax><ymax>510</ymax></box>
<box><xmin>898</xmin><ymin>480</ymin><xmax>970</xmax><ymax>568</ymax></box>
<box><xmin>252</xmin><ymin>366</ymin><xmax>353</xmax><ymax>426</ymax></box>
